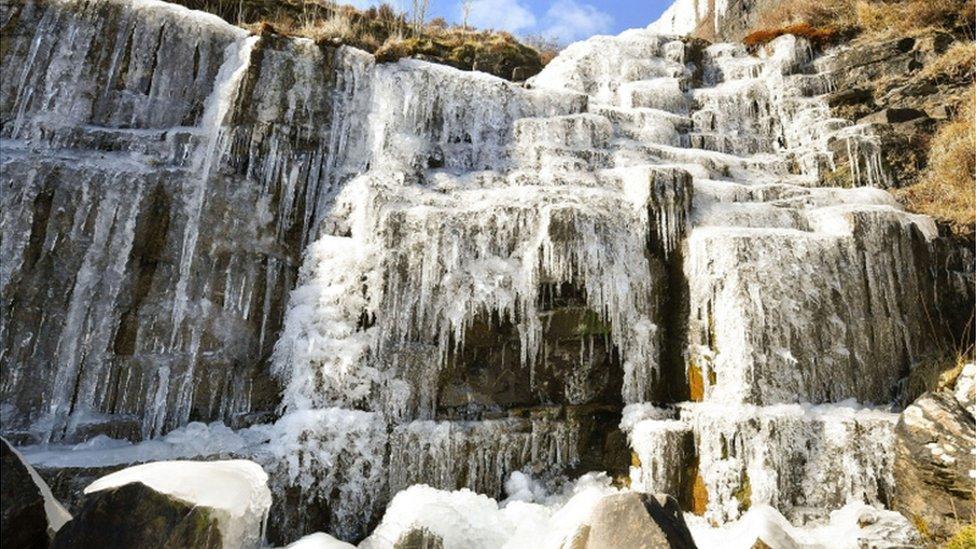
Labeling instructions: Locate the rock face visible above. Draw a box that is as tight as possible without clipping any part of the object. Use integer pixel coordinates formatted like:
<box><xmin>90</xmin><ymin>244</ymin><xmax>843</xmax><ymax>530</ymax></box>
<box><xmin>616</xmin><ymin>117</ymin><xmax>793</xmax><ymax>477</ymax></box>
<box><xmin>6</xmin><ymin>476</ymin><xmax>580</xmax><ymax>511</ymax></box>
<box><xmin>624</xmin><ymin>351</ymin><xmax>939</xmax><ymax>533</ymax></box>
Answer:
<box><xmin>819</xmin><ymin>32</ymin><xmax>974</xmax><ymax>193</ymax></box>
<box><xmin>52</xmin><ymin>482</ymin><xmax>223</xmax><ymax>549</ymax></box>
<box><xmin>1</xmin><ymin>440</ymin><xmax>49</xmax><ymax>549</ymax></box>
<box><xmin>893</xmin><ymin>365</ymin><xmax>975</xmax><ymax>541</ymax></box>
<box><xmin>1</xmin><ymin>437</ymin><xmax>70</xmax><ymax>548</ymax></box>
<box><xmin>570</xmin><ymin>492</ymin><xmax>697</xmax><ymax>549</ymax></box>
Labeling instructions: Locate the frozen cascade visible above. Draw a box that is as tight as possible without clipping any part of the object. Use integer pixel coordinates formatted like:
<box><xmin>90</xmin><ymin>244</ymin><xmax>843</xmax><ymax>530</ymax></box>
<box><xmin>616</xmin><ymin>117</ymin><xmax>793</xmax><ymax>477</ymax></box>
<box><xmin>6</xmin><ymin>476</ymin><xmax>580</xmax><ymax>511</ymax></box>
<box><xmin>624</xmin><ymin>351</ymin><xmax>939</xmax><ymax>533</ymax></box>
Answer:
<box><xmin>1</xmin><ymin>0</ymin><xmax>373</xmax><ymax>441</ymax></box>
<box><xmin>625</xmin><ymin>402</ymin><xmax>897</xmax><ymax>523</ymax></box>
<box><xmin>1</xmin><ymin>1</ymin><xmax>968</xmax><ymax>545</ymax></box>
<box><xmin>265</xmin><ymin>27</ymin><xmax>952</xmax><ymax>541</ymax></box>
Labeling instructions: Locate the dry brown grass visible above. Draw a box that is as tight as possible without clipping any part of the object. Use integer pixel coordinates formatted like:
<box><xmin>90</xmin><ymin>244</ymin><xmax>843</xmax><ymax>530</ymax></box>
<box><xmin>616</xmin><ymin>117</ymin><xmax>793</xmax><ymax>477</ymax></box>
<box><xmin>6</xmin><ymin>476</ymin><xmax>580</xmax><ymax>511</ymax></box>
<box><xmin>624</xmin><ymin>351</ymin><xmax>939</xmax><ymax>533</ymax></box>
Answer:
<box><xmin>897</xmin><ymin>89</ymin><xmax>976</xmax><ymax>237</ymax></box>
<box><xmin>748</xmin><ymin>0</ymin><xmax>974</xmax><ymax>43</ymax></box>
<box><xmin>173</xmin><ymin>0</ymin><xmax>550</xmax><ymax>80</ymax></box>
<box><xmin>917</xmin><ymin>41</ymin><xmax>976</xmax><ymax>84</ymax></box>
<box><xmin>754</xmin><ymin>0</ymin><xmax>860</xmax><ymax>31</ymax></box>
<box><xmin>855</xmin><ymin>0</ymin><xmax>974</xmax><ymax>37</ymax></box>
<box><xmin>373</xmin><ymin>29</ymin><xmax>544</xmax><ymax>80</ymax></box>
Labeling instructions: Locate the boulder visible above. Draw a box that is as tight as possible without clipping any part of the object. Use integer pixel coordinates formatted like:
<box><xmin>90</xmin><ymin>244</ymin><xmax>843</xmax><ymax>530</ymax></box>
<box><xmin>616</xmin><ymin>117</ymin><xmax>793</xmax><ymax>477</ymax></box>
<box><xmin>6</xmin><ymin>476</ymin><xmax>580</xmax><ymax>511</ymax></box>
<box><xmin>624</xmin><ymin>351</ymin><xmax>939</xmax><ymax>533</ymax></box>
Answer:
<box><xmin>1</xmin><ymin>437</ymin><xmax>71</xmax><ymax>548</ymax></box>
<box><xmin>52</xmin><ymin>482</ymin><xmax>224</xmax><ymax>549</ymax></box>
<box><xmin>894</xmin><ymin>365</ymin><xmax>975</xmax><ymax>541</ymax></box>
<box><xmin>567</xmin><ymin>492</ymin><xmax>697</xmax><ymax>549</ymax></box>
<box><xmin>53</xmin><ymin>460</ymin><xmax>272</xmax><ymax>549</ymax></box>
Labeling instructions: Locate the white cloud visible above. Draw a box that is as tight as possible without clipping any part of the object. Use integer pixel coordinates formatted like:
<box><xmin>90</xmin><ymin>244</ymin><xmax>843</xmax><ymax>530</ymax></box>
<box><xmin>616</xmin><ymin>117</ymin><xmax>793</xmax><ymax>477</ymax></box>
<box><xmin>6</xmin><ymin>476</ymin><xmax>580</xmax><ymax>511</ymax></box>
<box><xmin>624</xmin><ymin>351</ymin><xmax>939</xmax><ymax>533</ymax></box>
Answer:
<box><xmin>540</xmin><ymin>0</ymin><xmax>613</xmax><ymax>44</ymax></box>
<box><xmin>464</xmin><ymin>0</ymin><xmax>537</xmax><ymax>33</ymax></box>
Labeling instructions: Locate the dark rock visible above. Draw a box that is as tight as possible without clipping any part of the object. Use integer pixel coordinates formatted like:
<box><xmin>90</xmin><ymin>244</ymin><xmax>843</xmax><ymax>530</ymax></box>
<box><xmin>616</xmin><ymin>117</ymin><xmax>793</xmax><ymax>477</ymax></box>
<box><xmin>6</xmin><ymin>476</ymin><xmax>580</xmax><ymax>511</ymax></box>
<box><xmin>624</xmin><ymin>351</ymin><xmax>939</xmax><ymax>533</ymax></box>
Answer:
<box><xmin>825</xmin><ymin>87</ymin><xmax>874</xmax><ymax>108</ymax></box>
<box><xmin>893</xmin><ymin>369</ymin><xmax>975</xmax><ymax>542</ymax></box>
<box><xmin>36</xmin><ymin>464</ymin><xmax>133</xmax><ymax>516</ymax></box>
<box><xmin>568</xmin><ymin>492</ymin><xmax>697</xmax><ymax>549</ymax></box>
<box><xmin>1</xmin><ymin>437</ymin><xmax>58</xmax><ymax>548</ymax></box>
<box><xmin>394</xmin><ymin>527</ymin><xmax>444</xmax><ymax>549</ymax></box>
<box><xmin>857</xmin><ymin>108</ymin><xmax>927</xmax><ymax>125</ymax></box>
<box><xmin>52</xmin><ymin>482</ymin><xmax>223</xmax><ymax>549</ymax></box>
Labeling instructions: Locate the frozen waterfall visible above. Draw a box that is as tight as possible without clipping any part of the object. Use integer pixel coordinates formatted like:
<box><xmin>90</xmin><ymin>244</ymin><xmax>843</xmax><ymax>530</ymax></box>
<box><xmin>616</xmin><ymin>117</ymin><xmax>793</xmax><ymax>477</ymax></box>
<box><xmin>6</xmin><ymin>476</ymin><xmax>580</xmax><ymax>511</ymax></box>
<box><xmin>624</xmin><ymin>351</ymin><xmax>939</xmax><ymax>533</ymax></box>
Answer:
<box><xmin>1</xmin><ymin>1</ymin><xmax>965</xmax><ymax>546</ymax></box>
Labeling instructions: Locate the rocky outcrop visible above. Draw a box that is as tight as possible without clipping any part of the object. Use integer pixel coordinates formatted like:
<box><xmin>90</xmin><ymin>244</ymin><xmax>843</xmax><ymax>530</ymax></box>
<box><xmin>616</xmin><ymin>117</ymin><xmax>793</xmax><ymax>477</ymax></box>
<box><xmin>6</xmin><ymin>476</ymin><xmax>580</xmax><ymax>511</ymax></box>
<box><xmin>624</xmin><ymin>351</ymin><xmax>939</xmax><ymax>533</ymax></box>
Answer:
<box><xmin>566</xmin><ymin>492</ymin><xmax>697</xmax><ymax>549</ymax></box>
<box><xmin>649</xmin><ymin>0</ymin><xmax>783</xmax><ymax>41</ymax></box>
<box><xmin>893</xmin><ymin>364</ymin><xmax>975</xmax><ymax>542</ymax></box>
<box><xmin>820</xmin><ymin>32</ymin><xmax>973</xmax><ymax>193</ymax></box>
<box><xmin>52</xmin><ymin>482</ymin><xmax>224</xmax><ymax>549</ymax></box>
<box><xmin>0</xmin><ymin>0</ymin><xmax>376</xmax><ymax>443</ymax></box>
<box><xmin>1</xmin><ymin>437</ymin><xmax>70</xmax><ymax>548</ymax></box>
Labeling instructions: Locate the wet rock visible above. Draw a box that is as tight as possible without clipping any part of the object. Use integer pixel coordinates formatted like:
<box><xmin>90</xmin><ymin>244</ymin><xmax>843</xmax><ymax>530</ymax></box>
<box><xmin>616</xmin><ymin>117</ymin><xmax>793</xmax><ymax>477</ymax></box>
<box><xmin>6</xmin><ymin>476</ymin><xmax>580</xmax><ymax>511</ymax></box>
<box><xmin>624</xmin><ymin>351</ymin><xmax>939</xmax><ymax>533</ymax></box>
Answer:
<box><xmin>1</xmin><ymin>437</ymin><xmax>70</xmax><ymax>548</ymax></box>
<box><xmin>36</xmin><ymin>464</ymin><xmax>133</xmax><ymax>516</ymax></box>
<box><xmin>51</xmin><ymin>482</ymin><xmax>223</xmax><ymax>549</ymax></box>
<box><xmin>569</xmin><ymin>492</ymin><xmax>697</xmax><ymax>549</ymax></box>
<box><xmin>893</xmin><ymin>370</ymin><xmax>975</xmax><ymax>542</ymax></box>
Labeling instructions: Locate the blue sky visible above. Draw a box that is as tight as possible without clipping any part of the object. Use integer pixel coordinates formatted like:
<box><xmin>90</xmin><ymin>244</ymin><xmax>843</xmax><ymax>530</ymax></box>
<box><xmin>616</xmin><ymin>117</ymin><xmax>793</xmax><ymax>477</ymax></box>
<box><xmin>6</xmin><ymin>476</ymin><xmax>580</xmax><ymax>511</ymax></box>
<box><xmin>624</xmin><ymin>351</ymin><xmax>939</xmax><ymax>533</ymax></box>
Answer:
<box><xmin>347</xmin><ymin>1</ymin><xmax>675</xmax><ymax>44</ymax></box>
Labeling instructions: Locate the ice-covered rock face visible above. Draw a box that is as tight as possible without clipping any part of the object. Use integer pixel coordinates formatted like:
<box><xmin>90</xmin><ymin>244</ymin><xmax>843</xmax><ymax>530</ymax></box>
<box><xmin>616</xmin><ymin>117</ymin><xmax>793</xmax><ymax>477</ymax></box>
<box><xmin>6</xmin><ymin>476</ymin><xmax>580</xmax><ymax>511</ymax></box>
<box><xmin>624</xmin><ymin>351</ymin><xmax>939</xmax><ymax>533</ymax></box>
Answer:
<box><xmin>1</xmin><ymin>0</ymin><xmax>371</xmax><ymax>441</ymax></box>
<box><xmin>2</xmin><ymin>0</ymin><xmax>969</xmax><ymax>545</ymax></box>
<box><xmin>625</xmin><ymin>403</ymin><xmax>897</xmax><ymax>524</ymax></box>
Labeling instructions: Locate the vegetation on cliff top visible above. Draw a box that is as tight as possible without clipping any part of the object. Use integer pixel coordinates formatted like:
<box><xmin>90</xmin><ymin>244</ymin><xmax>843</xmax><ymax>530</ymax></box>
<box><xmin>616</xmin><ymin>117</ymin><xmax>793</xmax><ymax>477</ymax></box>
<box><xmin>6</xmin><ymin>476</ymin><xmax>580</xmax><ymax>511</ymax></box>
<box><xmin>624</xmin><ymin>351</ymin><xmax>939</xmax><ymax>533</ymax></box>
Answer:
<box><xmin>743</xmin><ymin>0</ymin><xmax>974</xmax><ymax>48</ymax></box>
<box><xmin>172</xmin><ymin>0</ymin><xmax>555</xmax><ymax>81</ymax></box>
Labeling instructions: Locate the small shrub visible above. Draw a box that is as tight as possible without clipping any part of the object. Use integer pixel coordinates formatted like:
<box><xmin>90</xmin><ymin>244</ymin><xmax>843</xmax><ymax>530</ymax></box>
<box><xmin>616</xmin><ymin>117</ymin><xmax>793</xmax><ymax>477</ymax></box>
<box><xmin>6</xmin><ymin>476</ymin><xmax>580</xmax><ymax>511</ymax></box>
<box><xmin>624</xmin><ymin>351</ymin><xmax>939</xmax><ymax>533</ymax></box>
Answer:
<box><xmin>946</xmin><ymin>524</ymin><xmax>976</xmax><ymax>549</ymax></box>
<box><xmin>743</xmin><ymin>22</ymin><xmax>844</xmax><ymax>49</ymax></box>
<box><xmin>522</xmin><ymin>34</ymin><xmax>562</xmax><ymax>65</ymax></box>
<box><xmin>898</xmin><ymin>90</ymin><xmax>976</xmax><ymax>237</ymax></box>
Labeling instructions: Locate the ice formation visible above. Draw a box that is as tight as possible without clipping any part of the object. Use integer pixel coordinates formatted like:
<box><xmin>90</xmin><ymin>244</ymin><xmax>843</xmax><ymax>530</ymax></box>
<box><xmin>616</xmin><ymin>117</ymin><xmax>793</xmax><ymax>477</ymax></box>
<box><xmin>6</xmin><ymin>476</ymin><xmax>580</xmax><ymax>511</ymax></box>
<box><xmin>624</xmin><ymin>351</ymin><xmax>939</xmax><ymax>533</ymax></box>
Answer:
<box><xmin>1</xmin><ymin>0</ymin><xmax>373</xmax><ymax>441</ymax></box>
<box><xmin>2</xmin><ymin>0</ymin><xmax>967</xmax><ymax>546</ymax></box>
<box><xmin>6</xmin><ymin>442</ymin><xmax>72</xmax><ymax>533</ymax></box>
<box><xmin>649</xmin><ymin>0</ymin><xmax>725</xmax><ymax>37</ymax></box>
<box><xmin>85</xmin><ymin>460</ymin><xmax>272</xmax><ymax>549</ymax></box>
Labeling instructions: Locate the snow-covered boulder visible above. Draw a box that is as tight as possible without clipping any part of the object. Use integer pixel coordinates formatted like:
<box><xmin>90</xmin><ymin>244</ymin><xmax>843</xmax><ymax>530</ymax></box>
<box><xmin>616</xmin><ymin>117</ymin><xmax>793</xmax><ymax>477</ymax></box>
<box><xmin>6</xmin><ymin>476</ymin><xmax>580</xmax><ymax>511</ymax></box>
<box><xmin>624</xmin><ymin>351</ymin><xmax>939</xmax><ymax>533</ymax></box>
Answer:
<box><xmin>52</xmin><ymin>482</ymin><xmax>225</xmax><ymax>548</ymax></box>
<box><xmin>0</xmin><ymin>437</ymin><xmax>71</xmax><ymax>546</ymax></box>
<box><xmin>53</xmin><ymin>460</ymin><xmax>271</xmax><ymax>549</ymax></box>
<box><xmin>565</xmin><ymin>492</ymin><xmax>697</xmax><ymax>549</ymax></box>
